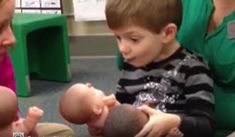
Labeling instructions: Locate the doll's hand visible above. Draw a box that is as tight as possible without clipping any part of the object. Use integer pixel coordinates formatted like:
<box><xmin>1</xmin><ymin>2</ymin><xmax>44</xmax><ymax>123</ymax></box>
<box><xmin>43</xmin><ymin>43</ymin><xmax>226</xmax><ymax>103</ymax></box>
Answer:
<box><xmin>135</xmin><ymin>105</ymin><xmax>181</xmax><ymax>137</ymax></box>
<box><xmin>27</xmin><ymin>106</ymin><xmax>44</xmax><ymax>119</ymax></box>
<box><xmin>20</xmin><ymin>106</ymin><xmax>43</xmax><ymax>135</ymax></box>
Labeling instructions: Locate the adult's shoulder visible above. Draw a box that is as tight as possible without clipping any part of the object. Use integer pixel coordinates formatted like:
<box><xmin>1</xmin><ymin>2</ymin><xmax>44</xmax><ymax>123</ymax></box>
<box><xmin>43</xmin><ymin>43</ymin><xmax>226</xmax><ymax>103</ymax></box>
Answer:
<box><xmin>177</xmin><ymin>0</ymin><xmax>213</xmax><ymax>53</ymax></box>
<box><xmin>181</xmin><ymin>0</ymin><xmax>212</xmax><ymax>8</ymax></box>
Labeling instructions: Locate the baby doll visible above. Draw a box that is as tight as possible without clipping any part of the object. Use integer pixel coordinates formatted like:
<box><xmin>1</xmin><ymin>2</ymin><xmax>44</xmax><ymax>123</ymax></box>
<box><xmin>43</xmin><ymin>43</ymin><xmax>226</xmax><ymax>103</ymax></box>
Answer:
<box><xmin>59</xmin><ymin>83</ymin><xmax>182</xmax><ymax>137</ymax></box>
<box><xmin>59</xmin><ymin>83</ymin><xmax>119</xmax><ymax>134</ymax></box>
<box><xmin>103</xmin><ymin>104</ymin><xmax>148</xmax><ymax>137</ymax></box>
<box><xmin>0</xmin><ymin>86</ymin><xmax>44</xmax><ymax>136</ymax></box>
<box><xmin>103</xmin><ymin>104</ymin><xmax>183</xmax><ymax>137</ymax></box>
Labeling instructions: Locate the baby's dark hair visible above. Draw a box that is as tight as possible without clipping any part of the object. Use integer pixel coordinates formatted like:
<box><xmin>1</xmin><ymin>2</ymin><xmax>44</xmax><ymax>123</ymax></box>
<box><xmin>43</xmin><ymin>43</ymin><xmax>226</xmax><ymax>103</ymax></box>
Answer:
<box><xmin>103</xmin><ymin>104</ymin><xmax>148</xmax><ymax>137</ymax></box>
<box><xmin>105</xmin><ymin>0</ymin><xmax>182</xmax><ymax>34</ymax></box>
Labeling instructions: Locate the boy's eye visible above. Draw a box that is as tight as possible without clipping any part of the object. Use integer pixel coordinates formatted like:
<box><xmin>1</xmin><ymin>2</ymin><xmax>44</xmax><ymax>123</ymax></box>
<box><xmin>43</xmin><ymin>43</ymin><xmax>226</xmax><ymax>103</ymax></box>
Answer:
<box><xmin>115</xmin><ymin>35</ymin><xmax>121</xmax><ymax>41</ymax></box>
<box><xmin>131</xmin><ymin>38</ymin><xmax>138</xmax><ymax>42</ymax></box>
<box><xmin>129</xmin><ymin>37</ymin><xmax>140</xmax><ymax>43</ymax></box>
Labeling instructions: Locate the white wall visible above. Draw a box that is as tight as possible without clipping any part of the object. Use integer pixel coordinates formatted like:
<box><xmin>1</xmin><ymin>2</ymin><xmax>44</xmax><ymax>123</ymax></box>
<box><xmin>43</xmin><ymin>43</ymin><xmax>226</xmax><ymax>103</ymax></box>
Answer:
<box><xmin>62</xmin><ymin>0</ymin><xmax>112</xmax><ymax>36</ymax></box>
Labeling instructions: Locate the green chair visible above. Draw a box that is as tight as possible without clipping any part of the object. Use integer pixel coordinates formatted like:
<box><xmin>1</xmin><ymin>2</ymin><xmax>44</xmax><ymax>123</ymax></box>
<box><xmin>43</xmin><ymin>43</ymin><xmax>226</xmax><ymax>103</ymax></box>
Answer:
<box><xmin>9</xmin><ymin>13</ymin><xmax>71</xmax><ymax>97</ymax></box>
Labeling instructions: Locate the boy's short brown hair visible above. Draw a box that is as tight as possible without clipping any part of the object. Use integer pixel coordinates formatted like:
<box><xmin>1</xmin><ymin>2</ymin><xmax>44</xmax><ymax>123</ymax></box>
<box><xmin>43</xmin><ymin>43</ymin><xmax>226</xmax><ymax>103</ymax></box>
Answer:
<box><xmin>105</xmin><ymin>0</ymin><xmax>182</xmax><ymax>33</ymax></box>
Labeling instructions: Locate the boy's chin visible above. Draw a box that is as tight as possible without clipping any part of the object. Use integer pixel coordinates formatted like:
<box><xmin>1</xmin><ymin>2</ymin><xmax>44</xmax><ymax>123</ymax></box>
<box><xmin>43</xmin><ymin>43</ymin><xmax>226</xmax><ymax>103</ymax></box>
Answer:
<box><xmin>129</xmin><ymin>62</ymin><xmax>147</xmax><ymax>68</ymax></box>
<box><xmin>126</xmin><ymin>58</ymin><xmax>150</xmax><ymax>67</ymax></box>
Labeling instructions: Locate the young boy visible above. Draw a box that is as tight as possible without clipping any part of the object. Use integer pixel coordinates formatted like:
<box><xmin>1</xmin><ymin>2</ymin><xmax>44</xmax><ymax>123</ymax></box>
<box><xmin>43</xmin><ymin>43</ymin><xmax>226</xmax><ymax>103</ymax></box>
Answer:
<box><xmin>105</xmin><ymin>0</ymin><xmax>215</xmax><ymax>137</ymax></box>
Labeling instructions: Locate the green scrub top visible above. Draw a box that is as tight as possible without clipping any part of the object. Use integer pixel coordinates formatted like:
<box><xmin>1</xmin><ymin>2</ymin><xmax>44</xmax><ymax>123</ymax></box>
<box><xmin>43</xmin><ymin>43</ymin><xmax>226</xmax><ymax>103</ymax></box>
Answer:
<box><xmin>177</xmin><ymin>0</ymin><xmax>235</xmax><ymax>136</ymax></box>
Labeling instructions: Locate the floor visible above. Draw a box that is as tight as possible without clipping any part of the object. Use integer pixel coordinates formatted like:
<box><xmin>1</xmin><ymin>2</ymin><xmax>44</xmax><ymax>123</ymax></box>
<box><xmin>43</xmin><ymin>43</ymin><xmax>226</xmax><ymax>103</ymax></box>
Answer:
<box><xmin>18</xmin><ymin>57</ymin><xmax>120</xmax><ymax>137</ymax></box>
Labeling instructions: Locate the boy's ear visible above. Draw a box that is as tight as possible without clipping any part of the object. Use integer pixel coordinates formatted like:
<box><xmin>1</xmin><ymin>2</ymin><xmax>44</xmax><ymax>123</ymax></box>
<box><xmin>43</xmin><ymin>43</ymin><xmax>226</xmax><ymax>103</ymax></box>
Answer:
<box><xmin>92</xmin><ymin>104</ymin><xmax>103</xmax><ymax>115</ymax></box>
<box><xmin>161</xmin><ymin>23</ymin><xmax>177</xmax><ymax>43</ymax></box>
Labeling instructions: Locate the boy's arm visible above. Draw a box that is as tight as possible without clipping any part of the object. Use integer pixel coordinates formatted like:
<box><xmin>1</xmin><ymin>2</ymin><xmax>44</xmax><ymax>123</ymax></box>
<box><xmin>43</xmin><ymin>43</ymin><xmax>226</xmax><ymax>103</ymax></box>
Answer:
<box><xmin>115</xmin><ymin>84</ymin><xmax>136</xmax><ymax>104</ymax></box>
<box><xmin>179</xmin><ymin>100</ymin><xmax>215</xmax><ymax>137</ymax></box>
<box><xmin>178</xmin><ymin>100</ymin><xmax>214</xmax><ymax>137</ymax></box>
<box><xmin>179</xmin><ymin>60</ymin><xmax>215</xmax><ymax>137</ymax></box>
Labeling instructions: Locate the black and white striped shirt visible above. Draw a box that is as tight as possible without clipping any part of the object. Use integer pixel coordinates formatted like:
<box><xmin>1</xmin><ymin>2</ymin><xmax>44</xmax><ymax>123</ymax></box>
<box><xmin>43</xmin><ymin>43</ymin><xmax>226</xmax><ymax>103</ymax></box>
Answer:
<box><xmin>115</xmin><ymin>47</ymin><xmax>215</xmax><ymax>137</ymax></box>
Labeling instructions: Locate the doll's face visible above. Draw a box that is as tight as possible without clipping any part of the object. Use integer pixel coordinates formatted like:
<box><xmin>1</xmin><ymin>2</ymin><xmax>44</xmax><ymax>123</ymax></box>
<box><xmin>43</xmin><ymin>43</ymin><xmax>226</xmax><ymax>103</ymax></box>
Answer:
<box><xmin>59</xmin><ymin>83</ymin><xmax>106</xmax><ymax>124</ymax></box>
<box><xmin>76</xmin><ymin>83</ymin><xmax>105</xmax><ymax>104</ymax></box>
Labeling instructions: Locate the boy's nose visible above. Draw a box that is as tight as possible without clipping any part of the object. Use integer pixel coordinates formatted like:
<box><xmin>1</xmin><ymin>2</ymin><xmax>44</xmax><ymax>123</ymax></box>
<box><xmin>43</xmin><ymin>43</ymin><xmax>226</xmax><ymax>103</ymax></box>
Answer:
<box><xmin>119</xmin><ymin>44</ymin><xmax>130</xmax><ymax>56</ymax></box>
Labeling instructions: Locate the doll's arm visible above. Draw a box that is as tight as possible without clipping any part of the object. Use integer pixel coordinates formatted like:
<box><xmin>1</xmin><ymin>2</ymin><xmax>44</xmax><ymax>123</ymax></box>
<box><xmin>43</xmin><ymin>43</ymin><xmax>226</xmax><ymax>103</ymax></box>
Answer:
<box><xmin>23</xmin><ymin>106</ymin><xmax>43</xmax><ymax>134</ymax></box>
<box><xmin>13</xmin><ymin>106</ymin><xmax>43</xmax><ymax>135</ymax></box>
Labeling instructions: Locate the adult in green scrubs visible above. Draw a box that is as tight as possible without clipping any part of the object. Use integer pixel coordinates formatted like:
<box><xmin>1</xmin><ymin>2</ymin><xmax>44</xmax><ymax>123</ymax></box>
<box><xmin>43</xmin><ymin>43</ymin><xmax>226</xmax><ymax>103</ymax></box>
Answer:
<box><xmin>177</xmin><ymin>0</ymin><xmax>235</xmax><ymax>137</ymax></box>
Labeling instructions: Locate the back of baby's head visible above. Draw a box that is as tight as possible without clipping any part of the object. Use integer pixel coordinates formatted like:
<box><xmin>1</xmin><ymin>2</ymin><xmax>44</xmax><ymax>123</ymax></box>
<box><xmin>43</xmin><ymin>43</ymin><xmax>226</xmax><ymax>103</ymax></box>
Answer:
<box><xmin>59</xmin><ymin>84</ymin><xmax>93</xmax><ymax>124</ymax></box>
<box><xmin>103</xmin><ymin>104</ymin><xmax>148</xmax><ymax>137</ymax></box>
<box><xmin>0</xmin><ymin>86</ymin><xmax>18</xmax><ymax>127</ymax></box>
<box><xmin>105</xmin><ymin>0</ymin><xmax>182</xmax><ymax>33</ymax></box>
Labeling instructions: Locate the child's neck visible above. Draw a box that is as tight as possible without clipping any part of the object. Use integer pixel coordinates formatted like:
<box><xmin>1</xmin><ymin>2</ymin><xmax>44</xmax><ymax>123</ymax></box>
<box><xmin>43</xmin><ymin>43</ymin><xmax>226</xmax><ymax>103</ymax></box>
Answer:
<box><xmin>155</xmin><ymin>40</ymin><xmax>180</xmax><ymax>62</ymax></box>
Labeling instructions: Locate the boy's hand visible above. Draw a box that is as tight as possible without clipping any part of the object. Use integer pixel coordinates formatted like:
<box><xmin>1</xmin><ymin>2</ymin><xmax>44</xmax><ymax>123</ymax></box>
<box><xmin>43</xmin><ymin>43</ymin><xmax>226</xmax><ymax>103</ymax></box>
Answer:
<box><xmin>134</xmin><ymin>105</ymin><xmax>181</xmax><ymax>137</ymax></box>
<box><xmin>103</xmin><ymin>94</ymin><xmax>120</xmax><ymax>107</ymax></box>
<box><xmin>165</xmin><ymin>127</ymin><xmax>183</xmax><ymax>137</ymax></box>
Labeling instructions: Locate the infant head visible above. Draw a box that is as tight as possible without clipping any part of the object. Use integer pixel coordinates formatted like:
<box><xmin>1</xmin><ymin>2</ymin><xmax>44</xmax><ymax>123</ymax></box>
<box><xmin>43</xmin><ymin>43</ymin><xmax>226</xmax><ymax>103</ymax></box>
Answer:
<box><xmin>59</xmin><ymin>83</ymin><xmax>106</xmax><ymax>124</ymax></box>
<box><xmin>0</xmin><ymin>86</ymin><xmax>18</xmax><ymax>127</ymax></box>
<box><xmin>103</xmin><ymin>104</ymin><xmax>148</xmax><ymax>137</ymax></box>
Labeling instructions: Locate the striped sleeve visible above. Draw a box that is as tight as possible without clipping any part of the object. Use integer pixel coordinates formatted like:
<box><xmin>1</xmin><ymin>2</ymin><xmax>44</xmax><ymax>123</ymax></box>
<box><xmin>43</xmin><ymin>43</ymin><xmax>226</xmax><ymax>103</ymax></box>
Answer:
<box><xmin>179</xmin><ymin>57</ymin><xmax>215</xmax><ymax>137</ymax></box>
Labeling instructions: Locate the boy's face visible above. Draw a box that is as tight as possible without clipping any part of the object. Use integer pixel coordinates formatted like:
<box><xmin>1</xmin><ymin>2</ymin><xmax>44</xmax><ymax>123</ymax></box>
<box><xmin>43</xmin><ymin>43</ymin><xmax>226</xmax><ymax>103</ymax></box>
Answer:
<box><xmin>113</xmin><ymin>25</ymin><xmax>164</xmax><ymax>67</ymax></box>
